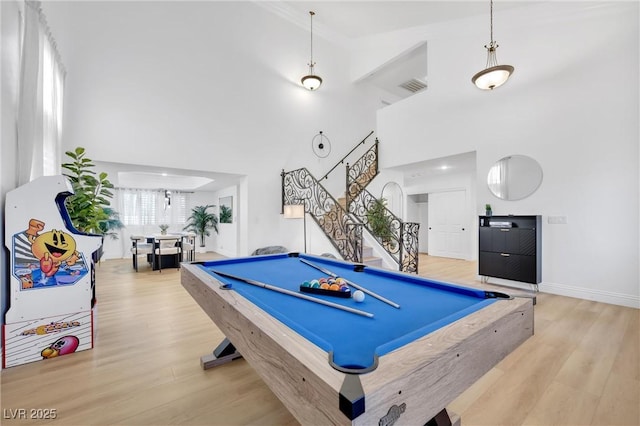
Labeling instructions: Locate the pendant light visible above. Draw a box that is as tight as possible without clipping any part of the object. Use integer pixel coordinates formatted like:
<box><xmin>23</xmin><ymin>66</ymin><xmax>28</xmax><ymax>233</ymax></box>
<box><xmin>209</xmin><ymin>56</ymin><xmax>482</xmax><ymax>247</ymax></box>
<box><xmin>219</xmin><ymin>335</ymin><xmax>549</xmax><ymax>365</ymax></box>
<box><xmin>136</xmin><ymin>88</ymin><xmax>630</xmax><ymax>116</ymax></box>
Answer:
<box><xmin>301</xmin><ymin>11</ymin><xmax>322</xmax><ymax>91</ymax></box>
<box><xmin>471</xmin><ymin>0</ymin><xmax>514</xmax><ymax>90</ymax></box>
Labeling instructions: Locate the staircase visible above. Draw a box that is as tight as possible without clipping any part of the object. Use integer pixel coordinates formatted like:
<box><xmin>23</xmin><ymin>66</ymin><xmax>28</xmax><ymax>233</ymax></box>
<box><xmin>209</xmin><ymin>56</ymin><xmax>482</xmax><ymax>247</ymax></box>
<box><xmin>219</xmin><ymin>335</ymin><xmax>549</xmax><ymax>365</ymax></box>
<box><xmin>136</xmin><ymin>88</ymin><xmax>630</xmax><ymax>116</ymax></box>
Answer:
<box><xmin>337</xmin><ymin>196</ymin><xmax>383</xmax><ymax>268</ymax></box>
<box><xmin>361</xmin><ymin>245</ymin><xmax>382</xmax><ymax>268</ymax></box>
<box><xmin>282</xmin><ymin>132</ymin><xmax>419</xmax><ymax>273</ymax></box>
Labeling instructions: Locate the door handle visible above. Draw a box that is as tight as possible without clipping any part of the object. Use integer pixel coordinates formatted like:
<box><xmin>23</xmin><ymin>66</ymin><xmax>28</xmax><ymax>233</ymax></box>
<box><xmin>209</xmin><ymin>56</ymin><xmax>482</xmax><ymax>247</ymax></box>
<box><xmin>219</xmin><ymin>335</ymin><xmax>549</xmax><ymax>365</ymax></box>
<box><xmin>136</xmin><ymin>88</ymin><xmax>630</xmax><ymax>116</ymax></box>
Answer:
<box><xmin>500</xmin><ymin>253</ymin><xmax>510</xmax><ymax>257</ymax></box>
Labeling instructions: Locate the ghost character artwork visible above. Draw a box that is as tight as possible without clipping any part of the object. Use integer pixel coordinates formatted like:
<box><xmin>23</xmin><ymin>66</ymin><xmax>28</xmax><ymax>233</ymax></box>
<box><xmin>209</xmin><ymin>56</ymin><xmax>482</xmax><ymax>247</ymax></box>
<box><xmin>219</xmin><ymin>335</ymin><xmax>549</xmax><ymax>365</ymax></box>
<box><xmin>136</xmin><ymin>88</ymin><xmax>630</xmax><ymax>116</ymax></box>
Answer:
<box><xmin>13</xmin><ymin>218</ymin><xmax>90</xmax><ymax>288</ymax></box>
<box><xmin>41</xmin><ymin>335</ymin><xmax>80</xmax><ymax>359</ymax></box>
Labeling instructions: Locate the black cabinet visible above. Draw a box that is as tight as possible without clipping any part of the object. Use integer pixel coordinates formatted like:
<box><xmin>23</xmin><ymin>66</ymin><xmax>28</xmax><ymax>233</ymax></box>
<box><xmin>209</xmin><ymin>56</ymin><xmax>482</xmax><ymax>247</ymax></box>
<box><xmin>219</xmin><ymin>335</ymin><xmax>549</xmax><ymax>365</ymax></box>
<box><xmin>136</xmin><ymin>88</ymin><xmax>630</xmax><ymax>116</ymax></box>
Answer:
<box><xmin>478</xmin><ymin>215</ymin><xmax>541</xmax><ymax>284</ymax></box>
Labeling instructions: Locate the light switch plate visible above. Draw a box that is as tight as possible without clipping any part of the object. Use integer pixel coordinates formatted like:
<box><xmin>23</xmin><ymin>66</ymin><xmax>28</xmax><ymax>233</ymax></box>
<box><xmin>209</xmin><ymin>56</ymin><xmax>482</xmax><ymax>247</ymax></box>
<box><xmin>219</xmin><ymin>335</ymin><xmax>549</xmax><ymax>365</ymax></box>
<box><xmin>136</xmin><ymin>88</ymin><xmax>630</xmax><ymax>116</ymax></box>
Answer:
<box><xmin>548</xmin><ymin>216</ymin><xmax>568</xmax><ymax>224</ymax></box>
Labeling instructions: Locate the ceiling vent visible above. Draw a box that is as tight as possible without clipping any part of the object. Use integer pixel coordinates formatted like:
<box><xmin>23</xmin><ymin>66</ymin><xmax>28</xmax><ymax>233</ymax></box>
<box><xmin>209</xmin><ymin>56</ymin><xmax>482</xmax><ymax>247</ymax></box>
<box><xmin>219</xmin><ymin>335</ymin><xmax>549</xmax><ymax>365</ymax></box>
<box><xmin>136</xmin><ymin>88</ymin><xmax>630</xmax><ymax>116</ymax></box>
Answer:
<box><xmin>357</xmin><ymin>41</ymin><xmax>428</xmax><ymax>103</ymax></box>
<box><xmin>399</xmin><ymin>78</ymin><xmax>427</xmax><ymax>93</ymax></box>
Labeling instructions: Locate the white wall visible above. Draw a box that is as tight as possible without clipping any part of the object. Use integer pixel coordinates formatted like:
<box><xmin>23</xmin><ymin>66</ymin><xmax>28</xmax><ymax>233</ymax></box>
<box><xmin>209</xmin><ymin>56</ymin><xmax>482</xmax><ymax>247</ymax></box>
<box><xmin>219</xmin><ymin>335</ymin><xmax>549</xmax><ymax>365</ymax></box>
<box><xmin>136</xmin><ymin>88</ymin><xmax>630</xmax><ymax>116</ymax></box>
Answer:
<box><xmin>41</xmin><ymin>1</ymin><xmax>380</xmax><ymax>258</ymax></box>
<box><xmin>376</xmin><ymin>2</ymin><xmax>639</xmax><ymax>307</ymax></box>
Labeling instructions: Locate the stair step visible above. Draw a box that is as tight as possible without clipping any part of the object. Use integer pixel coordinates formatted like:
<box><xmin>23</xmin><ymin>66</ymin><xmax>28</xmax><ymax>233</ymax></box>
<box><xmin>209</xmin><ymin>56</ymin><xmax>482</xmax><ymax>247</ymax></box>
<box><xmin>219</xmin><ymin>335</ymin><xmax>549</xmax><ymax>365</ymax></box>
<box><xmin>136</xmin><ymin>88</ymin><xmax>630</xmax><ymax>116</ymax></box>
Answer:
<box><xmin>337</xmin><ymin>197</ymin><xmax>347</xmax><ymax>209</ymax></box>
<box><xmin>363</xmin><ymin>256</ymin><xmax>382</xmax><ymax>268</ymax></box>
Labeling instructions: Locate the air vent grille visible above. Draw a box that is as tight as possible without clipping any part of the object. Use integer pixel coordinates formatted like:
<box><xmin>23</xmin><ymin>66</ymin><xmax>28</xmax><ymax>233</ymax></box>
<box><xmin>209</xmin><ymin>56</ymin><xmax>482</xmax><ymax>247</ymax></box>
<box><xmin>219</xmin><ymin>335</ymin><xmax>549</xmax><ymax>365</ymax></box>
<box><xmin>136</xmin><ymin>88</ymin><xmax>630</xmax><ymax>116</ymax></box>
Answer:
<box><xmin>399</xmin><ymin>78</ymin><xmax>427</xmax><ymax>93</ymax></box>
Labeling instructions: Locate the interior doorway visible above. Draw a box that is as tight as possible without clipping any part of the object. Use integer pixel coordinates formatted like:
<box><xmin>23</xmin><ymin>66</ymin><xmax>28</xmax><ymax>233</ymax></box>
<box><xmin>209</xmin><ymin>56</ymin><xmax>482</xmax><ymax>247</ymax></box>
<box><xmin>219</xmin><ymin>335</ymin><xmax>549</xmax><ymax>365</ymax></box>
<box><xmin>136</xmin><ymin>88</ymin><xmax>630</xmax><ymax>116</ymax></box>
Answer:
<box><xmin>426</xmin><ymin>190</ymin><xmax>468</xmax><ymax>260</ymax></box>
<box><xmin>407</xmin><ymin>193</ymin><xmax>429</xmax><ymax>253</ymax></box>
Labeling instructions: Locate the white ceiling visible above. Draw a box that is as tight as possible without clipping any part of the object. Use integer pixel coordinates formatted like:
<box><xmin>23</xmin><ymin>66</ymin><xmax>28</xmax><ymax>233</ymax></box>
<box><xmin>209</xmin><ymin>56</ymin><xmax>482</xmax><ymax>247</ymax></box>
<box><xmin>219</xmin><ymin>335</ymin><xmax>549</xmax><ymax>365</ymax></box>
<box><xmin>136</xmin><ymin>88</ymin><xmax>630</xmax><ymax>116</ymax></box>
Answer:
<box><xmin>95</xmin><ymin>161</ymin><xmax>244</xmax><ymax>192</ymax></box>
<box><xmin>263</xmin><ymin>1</ymin><xmax>534</xmax><ymax>41</ymax></box>
<box><xmin>389</xmin><ymin>151</ymin><xmax>477</xmax><ymax>185</ymax></box>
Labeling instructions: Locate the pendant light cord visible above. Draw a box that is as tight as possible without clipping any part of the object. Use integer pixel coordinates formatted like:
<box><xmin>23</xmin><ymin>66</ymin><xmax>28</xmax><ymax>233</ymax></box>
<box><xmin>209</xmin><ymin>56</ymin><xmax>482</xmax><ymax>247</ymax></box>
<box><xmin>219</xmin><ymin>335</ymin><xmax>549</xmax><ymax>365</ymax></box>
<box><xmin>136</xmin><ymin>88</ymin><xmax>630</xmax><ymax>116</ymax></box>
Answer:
<box><xmin>309</xmin><ymin>11</ymin><xmax>315</xmax><ymax>68</ymax></box>
<box><xmin>490</xmin><ymin>0</ymin><xmax>494</xmax><ymax>44</ymax></box>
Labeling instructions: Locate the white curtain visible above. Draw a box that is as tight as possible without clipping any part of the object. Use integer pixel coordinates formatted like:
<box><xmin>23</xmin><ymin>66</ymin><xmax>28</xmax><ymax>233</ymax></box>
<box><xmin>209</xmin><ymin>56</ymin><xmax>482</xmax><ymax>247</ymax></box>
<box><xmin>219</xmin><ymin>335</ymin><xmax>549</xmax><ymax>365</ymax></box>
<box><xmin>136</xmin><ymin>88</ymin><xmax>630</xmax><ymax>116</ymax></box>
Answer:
<box><xmin>17</xmin><ymin>0</ymin><xmax>65</xmax><ymax>184</ymax></box>
<box><xmin>116</xmin><ymin>188</ymin><xmax>189</xmax><ymax>237</ymax></box>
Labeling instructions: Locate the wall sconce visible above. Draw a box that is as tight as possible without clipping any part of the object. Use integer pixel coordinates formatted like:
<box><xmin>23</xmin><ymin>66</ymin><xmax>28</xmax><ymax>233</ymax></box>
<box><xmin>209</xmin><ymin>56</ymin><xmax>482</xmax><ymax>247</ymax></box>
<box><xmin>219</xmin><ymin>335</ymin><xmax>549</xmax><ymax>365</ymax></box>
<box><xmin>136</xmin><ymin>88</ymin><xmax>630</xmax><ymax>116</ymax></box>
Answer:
<box><xmin>284</xmin><ymin>203</ymin><xmax>306</xmax><ymax>253</ymax></box>
<box><xmin>301</xmin><ymin>11</ymin><xmax>322</xmax><ymax>91</ymax></box>
<box><xmin>471</xmin><ymin>0</ymin><xmax>514</xmax><ymax>90</ymax></box>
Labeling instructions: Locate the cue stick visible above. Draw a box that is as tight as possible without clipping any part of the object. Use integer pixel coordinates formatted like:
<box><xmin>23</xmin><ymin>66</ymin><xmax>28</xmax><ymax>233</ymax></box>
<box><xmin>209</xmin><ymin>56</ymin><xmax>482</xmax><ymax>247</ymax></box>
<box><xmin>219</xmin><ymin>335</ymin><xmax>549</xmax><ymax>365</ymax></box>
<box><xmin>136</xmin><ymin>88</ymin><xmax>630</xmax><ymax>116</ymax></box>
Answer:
<box><xmin>299</xmin><ymin>258</ymin><xmax>401</xmax><ymax>309</ymax></box>
<box><xmin>210</xmin><ymin>269</ymin><xmax>374</xmax><ymax>318</ymax></box>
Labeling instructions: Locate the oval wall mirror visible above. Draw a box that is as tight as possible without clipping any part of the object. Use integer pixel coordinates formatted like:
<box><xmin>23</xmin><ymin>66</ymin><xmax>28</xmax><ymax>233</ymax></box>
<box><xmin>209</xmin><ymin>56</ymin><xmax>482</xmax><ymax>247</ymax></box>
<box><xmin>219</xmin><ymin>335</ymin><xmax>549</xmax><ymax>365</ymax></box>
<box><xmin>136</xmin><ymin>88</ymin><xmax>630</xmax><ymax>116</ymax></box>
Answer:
<box><xmin>487</xmin><ymin>155</ymin><xmax>543</xmax><ymax>200</ymax></box>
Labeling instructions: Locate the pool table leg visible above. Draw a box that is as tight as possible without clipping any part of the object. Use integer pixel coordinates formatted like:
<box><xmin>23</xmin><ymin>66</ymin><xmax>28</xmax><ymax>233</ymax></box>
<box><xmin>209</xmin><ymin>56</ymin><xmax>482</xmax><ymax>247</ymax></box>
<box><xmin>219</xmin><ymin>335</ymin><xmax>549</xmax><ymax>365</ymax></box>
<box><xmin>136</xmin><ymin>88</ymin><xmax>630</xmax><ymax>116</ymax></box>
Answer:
<box><xmin>423</xmin><ymin>409</ymin><xmax>460</xmax><ymax>426</ymax></box>
<box><xmin>200</xmin><ymin>337</ymin><xmax>243</xmax><ymax>370</ymax></box>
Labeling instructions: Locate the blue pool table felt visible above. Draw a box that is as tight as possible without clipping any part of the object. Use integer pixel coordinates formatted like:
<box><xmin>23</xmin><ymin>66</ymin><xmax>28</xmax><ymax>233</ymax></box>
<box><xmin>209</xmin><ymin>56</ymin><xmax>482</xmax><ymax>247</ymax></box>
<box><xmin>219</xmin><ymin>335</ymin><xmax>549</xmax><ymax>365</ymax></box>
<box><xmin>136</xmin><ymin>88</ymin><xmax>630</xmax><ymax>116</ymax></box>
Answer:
<box><xmin>198</xmin><ymin>253</ymin><xmax>497</xmax><ymax>371</ymax></box>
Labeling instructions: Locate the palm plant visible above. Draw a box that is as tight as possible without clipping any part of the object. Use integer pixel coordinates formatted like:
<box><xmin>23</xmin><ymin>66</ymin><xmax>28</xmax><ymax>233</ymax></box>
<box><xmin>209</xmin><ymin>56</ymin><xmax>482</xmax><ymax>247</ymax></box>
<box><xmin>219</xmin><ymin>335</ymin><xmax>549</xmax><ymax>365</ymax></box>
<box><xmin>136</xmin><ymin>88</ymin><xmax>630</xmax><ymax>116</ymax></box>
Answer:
<box><xmin>184</xmin><ymin>205</ymin><xmax>219</xmax><ymax>247</ymax></box>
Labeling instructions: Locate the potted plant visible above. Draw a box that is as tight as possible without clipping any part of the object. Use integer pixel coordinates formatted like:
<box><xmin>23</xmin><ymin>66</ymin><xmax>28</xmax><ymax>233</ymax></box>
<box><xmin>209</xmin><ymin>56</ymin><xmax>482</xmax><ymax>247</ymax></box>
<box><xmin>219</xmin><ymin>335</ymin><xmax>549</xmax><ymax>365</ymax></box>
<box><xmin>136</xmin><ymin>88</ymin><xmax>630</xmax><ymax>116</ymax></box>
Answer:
<box><xmin>366</xmin><ymin>198</ymin><xmax>395</xmax><ymax>248</ymax></box>
<box><xmin>184</xmin><ymin>205</ymin><xmax>219</xmax><ymax>248</ymax></box>
<box><xmin>485</xmin><ymin>204</ymin><xmax>493</xmax><ymax>217</ymax></box>
<box><xmin>62</xmin><ymin>147</ymin><xmax>123</xmax><ymax>239</ymax></box>
<box><xmin>159</xmin><ymin>224</ymin><xmax>169</xmax><ymax>235</ymax></box>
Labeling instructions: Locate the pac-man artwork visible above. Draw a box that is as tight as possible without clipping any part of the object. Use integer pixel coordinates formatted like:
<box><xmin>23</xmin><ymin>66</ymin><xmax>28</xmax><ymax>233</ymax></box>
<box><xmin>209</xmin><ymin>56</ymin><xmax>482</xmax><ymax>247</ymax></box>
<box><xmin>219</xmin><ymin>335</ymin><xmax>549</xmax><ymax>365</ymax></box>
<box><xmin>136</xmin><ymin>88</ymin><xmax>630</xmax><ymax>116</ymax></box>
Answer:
<box><xmin>12</xmin><ymin>218</ymin><xmax>89</xmax><ymax>289</ymax></box>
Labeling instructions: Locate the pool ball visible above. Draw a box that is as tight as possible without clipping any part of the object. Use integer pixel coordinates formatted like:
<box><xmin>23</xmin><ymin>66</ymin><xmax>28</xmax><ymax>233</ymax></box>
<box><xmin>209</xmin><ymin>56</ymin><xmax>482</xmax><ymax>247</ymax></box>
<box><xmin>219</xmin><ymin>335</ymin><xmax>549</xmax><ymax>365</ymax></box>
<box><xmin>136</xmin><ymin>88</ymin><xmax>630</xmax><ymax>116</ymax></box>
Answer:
<box><xmin>329</xmin><ymin>284</ymin><xmax>340</xmax><ymax>291</ymax></box>
<box><xmin>353</xmin><ymin>290</ymin><xmax>365</xmax><ymax>302</ymax></box>
<box><xmin>320</xmin><ymin>283</ymin><xmax>330</xmax><ymax>290</ymax></box>
<box><xmin>301</xmin><ymin>281</ymin><xmax>311</xmax><ymax>287</ymax></box>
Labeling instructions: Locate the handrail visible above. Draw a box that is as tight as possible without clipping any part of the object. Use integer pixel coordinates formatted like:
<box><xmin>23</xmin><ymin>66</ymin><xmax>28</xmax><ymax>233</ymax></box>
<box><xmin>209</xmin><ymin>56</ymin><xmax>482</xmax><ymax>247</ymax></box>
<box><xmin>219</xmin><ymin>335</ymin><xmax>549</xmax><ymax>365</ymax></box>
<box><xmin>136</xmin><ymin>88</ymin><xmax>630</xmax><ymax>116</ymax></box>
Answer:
<box><xmin>348</xmin><ymin>186</ymin><xmax>420</xmax><ymax>273</ymax></box>
<box><xmin>281</xmin><ymin>167</ymin><xmax>363</xmax><ymax>263</ymax></box>
<box><xmin>318</xmin><ymin>130</ymin><xmax>374</xmax><ymax>181</ymax></box>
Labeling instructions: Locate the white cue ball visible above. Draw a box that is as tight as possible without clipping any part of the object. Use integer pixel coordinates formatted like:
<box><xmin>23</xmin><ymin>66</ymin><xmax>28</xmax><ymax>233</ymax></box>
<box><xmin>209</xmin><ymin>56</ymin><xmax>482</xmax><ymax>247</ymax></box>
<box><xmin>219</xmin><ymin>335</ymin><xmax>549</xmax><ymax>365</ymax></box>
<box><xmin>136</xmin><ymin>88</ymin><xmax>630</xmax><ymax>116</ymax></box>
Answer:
<box><xmin>353</xmin><ymin>290</ymin><xmax>365</xmax><ymax>303</ymax></box>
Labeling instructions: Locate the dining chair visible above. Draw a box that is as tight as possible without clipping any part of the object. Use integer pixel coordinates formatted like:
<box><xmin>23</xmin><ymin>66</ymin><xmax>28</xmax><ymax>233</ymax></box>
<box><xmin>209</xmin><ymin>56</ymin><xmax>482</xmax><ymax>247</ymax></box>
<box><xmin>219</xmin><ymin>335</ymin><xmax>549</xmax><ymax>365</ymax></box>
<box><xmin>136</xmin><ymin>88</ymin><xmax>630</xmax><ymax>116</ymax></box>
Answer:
<box><xmin>153</xmin><ymin>235</ymin><xmax>182</xmax><ymax>272</ymax></box>
<box><xmin>182</xmin><ymin>232</ymin><xmax>197</xmax><ymax>262</ymax></box>
<box><xmin>130</xmin><ymin>236</ymin><xmax>153</xmax><ymax>272</ymax></box>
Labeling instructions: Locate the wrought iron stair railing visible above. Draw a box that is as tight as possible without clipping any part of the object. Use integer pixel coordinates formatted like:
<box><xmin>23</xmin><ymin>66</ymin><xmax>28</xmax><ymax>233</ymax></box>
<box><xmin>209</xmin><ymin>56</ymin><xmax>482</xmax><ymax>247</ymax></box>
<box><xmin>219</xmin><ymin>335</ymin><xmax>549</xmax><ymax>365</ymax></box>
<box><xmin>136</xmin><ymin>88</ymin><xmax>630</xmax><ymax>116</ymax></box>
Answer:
<box><xmin>346</xmin><ymin>140</ymin><xmax>420</xmax><ymax>273</ymax></box>
<box><xmin>347</xmin><ymin>186</ymin><xmax>420</xmax><ymax>273</ymax></box>
<box><xmin>282</xmin><ymin>168</ymin><xmax>363</xmax><ymax>263</ymax></box>
<box><xmin>282</xmin><ymin>133</ymin><xmax>419</xmax><ymax>273</ymax></box>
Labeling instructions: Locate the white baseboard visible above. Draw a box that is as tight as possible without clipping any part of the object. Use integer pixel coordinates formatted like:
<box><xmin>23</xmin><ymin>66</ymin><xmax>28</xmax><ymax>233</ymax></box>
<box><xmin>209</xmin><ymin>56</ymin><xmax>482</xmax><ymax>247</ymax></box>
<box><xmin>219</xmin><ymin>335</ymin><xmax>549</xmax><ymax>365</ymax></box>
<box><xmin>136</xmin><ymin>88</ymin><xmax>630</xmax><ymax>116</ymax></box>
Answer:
<box><xmin>479</xmin><ymin>276</ymin><xmax>639</xmax><ymax>309</ymax></box>
<box><xmin>540</xmin><ymin>281</ymin><xmax>640</xmax><ymax>309</ymax></box>
<box><xmin>214</xmin><ymin>248</ymin><xmax>236</xmax><ymax>258</ymax></box>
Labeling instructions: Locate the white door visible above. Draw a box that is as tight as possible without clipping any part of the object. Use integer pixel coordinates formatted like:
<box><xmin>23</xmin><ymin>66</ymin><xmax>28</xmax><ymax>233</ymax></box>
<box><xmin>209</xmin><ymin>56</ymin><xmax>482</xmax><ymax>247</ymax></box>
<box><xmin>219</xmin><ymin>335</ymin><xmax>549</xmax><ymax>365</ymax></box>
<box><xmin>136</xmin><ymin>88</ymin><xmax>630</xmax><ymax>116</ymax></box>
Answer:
<box><xmin>427</xmin><ymin>190</ymin><xmax>468</xmax><ymax>259</ymax></box>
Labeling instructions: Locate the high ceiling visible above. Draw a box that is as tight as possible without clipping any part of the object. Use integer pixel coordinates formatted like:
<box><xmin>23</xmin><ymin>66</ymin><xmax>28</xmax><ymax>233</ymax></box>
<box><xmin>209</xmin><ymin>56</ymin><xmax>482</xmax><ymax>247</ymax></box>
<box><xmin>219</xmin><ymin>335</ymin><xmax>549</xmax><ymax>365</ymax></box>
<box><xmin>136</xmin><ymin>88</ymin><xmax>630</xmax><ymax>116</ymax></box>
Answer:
<box><xmin>262</xmin><ymin>1</ymin><xmax>534</xmax><ymax>42</ymax></box>
<box><xmin>94</xmin><ymin>1</ymin><xmax>534</xmax><ymax>192</ymax></box>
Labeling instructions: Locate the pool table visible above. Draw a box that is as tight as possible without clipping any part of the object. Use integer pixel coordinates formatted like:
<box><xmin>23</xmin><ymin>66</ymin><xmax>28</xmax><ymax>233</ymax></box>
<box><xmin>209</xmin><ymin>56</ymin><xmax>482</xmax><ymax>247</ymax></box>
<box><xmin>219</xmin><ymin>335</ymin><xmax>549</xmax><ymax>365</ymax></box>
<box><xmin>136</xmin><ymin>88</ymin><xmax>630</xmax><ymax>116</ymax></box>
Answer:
<box><xmin>181</xmin><ymin>253</ymin><xmax>533</xmax><ymax>425</ymax></box>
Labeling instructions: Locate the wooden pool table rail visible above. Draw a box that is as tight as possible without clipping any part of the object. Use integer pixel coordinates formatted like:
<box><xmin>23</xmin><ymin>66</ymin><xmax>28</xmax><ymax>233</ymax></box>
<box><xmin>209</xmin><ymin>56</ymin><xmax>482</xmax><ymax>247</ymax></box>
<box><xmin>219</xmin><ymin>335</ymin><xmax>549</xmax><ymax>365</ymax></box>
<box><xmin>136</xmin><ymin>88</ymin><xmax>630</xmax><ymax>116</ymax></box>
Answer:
<box><xmin>182</xmin><ymin>262</ymin><xmax>533</xmax><ymax>425</ymax></box>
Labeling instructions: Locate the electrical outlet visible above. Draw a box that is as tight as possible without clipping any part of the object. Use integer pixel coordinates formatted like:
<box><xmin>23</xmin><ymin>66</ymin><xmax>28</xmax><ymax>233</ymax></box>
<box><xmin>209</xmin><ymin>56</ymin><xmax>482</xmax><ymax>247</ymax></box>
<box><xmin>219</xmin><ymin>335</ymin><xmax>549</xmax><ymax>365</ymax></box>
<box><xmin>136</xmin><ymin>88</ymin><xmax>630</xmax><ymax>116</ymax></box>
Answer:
<box><xmin>548</xmin><ymin>216</ymin><xmax>568</xmax><ymax>224</ymax></box>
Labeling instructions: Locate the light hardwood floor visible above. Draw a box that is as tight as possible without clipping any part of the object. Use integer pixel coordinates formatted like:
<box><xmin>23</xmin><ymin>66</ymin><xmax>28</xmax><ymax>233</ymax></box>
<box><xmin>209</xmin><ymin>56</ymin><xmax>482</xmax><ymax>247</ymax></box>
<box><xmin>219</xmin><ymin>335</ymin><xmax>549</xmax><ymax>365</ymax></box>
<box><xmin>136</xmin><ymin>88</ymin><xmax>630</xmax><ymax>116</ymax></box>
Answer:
<box><xmin>1</xmin><ymin>253</ymin><xmax>638</xmax><ymax>425</ymax></box>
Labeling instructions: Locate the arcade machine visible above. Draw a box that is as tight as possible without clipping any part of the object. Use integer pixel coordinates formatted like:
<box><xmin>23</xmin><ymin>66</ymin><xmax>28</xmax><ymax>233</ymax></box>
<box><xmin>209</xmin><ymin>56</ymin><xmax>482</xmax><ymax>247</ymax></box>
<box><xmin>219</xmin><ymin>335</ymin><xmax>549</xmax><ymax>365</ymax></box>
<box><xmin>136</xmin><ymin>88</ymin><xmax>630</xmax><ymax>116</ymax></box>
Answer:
<box><xmin>3</xmin><ymin>175</ymin><xmax>102</xmax><ymax>368</ymax></box>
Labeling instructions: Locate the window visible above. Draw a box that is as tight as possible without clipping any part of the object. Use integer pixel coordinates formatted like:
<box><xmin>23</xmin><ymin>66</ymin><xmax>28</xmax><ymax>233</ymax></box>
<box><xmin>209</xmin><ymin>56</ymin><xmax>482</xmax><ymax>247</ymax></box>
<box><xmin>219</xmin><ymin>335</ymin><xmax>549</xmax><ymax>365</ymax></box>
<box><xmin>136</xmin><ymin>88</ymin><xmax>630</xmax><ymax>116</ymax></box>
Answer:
<box><xmin>119</xmin><ymin>189</ymin><xmax>188</xmax><ymax>227</ymax></box>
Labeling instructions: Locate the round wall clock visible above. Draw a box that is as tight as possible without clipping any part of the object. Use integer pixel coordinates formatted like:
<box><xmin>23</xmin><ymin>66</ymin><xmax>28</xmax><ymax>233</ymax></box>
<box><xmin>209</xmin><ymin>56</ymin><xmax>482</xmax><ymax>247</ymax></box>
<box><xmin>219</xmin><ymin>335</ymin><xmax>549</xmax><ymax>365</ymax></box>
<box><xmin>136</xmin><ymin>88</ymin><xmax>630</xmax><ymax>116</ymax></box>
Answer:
<box><xmin>312</xmin><ymin>131</ymin><xmax>331</xmax><ymax>158</ymax></box>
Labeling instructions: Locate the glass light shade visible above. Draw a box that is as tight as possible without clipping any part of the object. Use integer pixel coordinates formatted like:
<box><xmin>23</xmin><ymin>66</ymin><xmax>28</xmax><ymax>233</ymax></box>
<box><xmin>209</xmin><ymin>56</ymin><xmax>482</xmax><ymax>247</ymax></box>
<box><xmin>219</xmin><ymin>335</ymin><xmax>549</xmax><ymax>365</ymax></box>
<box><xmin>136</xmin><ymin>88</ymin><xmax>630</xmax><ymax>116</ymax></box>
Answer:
<box><xmin>472</xmin><ymin>64</ymin><xmax>514</xmax><ymax>90</ymax></box>
<box><xmin>301</xmin><ymin>74</ymin><xmax>322</xmax><ymax>91</ymax></box>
